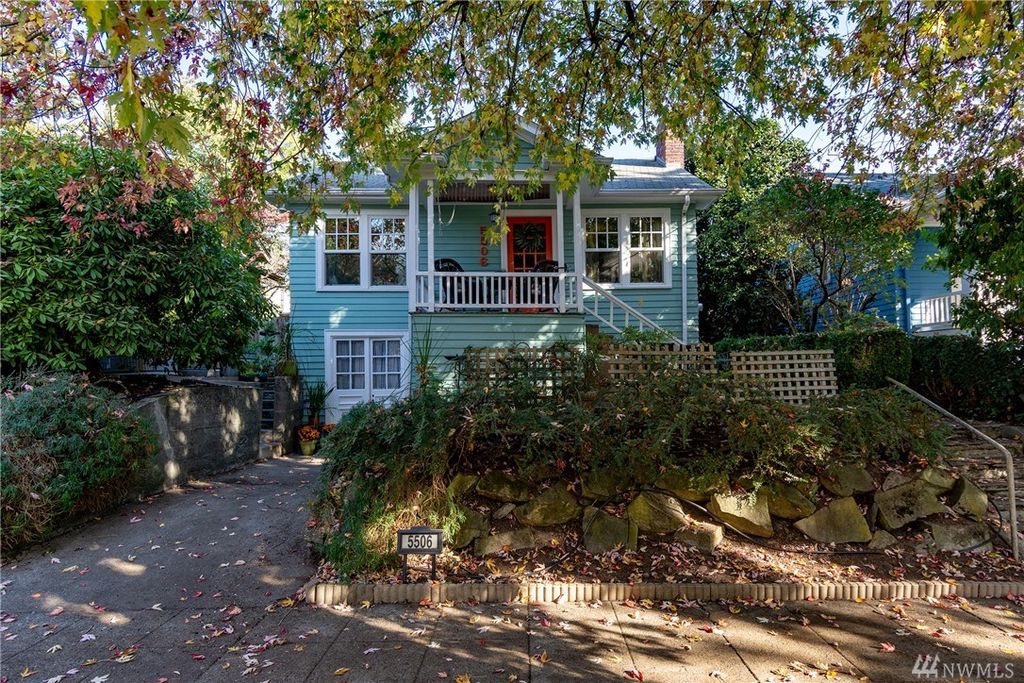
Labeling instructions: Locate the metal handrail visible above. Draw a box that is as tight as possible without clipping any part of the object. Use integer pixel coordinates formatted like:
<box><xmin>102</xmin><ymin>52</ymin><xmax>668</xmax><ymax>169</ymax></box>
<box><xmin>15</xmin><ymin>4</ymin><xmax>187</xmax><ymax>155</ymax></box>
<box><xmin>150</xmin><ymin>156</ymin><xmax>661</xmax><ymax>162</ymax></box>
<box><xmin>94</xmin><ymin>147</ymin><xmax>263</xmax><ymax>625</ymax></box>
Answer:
<box><xmin>887</xmin><ymin>377</ymin><xmax>1019</xmax><ymax>560</ymax></box>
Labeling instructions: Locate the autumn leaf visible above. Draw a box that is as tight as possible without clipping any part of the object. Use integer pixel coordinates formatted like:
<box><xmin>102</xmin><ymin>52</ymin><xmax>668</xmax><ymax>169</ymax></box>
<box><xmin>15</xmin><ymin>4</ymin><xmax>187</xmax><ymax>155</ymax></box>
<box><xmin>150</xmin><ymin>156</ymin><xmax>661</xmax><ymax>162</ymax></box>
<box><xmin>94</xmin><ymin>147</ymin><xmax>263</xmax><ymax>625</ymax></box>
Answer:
<box><xmin>879</xmin><ymin>642</ymin><xmax>896</xmax><ymax>653</ymax></box>
<box><xmin>333</xmin><ymin>667</ymin><xmax>351</xmax><ymax>676</ymax></box>
<box><xmin>624</xmin><ymin>669</ymin><xmax>645</xmax><ymax>680</ymax></box>
<box><xmin>454</xmin><ymin>675</ymin><xmax>471</xmax><ymax>683</ymax></box>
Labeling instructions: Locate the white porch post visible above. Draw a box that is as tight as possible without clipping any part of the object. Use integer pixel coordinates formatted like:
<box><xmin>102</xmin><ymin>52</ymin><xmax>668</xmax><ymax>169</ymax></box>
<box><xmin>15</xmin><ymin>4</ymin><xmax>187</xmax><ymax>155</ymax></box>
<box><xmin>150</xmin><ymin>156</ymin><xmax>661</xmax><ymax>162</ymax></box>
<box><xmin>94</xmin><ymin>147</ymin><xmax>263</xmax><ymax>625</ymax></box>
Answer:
<box><xmin>426</xmin><ymin>180</ymin><xmax>436</xmax><ymax>312</ymax></box>
<box><xmin>555</xmin><ymin>189</ymin><xmax>565</xmax><ymax>312</ymax></box>
<box><xmin>572</xmin><ymin>189</ymin><xmax>583</xmax><ymax>312</ymax></box>
<box><xmin>407</xmin><ymin>182</ymin><xmax>419</xmax><ymax>312</ymax></box>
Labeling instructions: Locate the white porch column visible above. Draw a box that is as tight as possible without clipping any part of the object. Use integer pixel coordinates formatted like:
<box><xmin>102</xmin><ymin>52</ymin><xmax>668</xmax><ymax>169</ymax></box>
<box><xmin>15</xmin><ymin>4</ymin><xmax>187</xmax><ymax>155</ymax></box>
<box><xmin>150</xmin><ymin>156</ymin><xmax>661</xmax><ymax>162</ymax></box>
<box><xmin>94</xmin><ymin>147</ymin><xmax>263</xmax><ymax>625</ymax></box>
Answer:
<box><xmin>555</xmin><ymin>189</ymin><xmax>565</xmax><ymax>312</ymax></box>
<box><xmin>572</xmin><ymin>189</ymin><xmax>583</xmax><ymax>312</ymax></box>
<box><xmin>407</xmin><ymin>182</ymin><xmax>419</xmax><ymax>312</ymax></box>
<box><xmin>426</xmin><ymin>180</ymin><xmax>436</xmax><ymax>312</ymax></box>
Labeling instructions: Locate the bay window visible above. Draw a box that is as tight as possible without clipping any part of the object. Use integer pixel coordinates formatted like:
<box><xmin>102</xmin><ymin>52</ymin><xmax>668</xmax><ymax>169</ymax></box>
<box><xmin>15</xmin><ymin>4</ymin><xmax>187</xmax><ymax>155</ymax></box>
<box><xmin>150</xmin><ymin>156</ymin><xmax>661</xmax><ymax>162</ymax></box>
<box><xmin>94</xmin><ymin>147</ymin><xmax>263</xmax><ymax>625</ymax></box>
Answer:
<box><xmin>583</xmin><ymin>209</ymin><xmax>671</xmax><ymax>286</ymax></box>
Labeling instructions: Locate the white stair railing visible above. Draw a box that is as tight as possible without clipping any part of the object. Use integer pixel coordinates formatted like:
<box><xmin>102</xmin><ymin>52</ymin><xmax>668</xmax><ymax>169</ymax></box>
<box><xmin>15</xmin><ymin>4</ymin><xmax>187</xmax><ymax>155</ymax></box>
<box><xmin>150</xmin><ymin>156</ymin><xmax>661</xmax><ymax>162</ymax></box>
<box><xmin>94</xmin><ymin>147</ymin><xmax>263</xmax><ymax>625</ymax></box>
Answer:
<box><xmin>579</xmin><ymin>275</ymin><xmax>684</xmax><ymax>345</ymax></box>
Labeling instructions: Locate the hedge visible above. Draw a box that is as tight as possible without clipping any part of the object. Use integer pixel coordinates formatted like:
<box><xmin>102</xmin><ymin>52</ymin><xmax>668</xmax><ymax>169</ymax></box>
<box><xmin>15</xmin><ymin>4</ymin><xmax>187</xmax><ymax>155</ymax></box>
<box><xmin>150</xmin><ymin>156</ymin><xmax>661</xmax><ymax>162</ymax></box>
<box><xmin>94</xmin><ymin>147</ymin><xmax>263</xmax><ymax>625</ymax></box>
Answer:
<box><xmin>717</xmin><ymin>327</ymin><xmax>912</xmax><ymax>389</ymax></box>
<box><xmin>909</xmin><ymin>337</ymin><xmax>1024</xmax><ymax>421</ymax></box>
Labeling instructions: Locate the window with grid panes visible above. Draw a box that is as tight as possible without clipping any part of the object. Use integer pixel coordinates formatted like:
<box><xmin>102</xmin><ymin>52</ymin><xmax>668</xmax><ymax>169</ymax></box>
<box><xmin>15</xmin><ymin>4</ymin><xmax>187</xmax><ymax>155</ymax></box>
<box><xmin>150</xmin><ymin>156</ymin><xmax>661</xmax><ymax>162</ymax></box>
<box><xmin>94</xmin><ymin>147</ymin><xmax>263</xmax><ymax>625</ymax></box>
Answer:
<box><xmin>584</xmin><ymin>216</ymin><xmax>620</xmax><ymax>283</ymax></box>
<box><xmin>324</xmin><ymin>217</ymin><xmax>360</xmax><ymax>286</ymax></box>
<box><xmin>628</xmin><ymin>215</ymin><xmax>664</xmax><ymax>283</ymax></box>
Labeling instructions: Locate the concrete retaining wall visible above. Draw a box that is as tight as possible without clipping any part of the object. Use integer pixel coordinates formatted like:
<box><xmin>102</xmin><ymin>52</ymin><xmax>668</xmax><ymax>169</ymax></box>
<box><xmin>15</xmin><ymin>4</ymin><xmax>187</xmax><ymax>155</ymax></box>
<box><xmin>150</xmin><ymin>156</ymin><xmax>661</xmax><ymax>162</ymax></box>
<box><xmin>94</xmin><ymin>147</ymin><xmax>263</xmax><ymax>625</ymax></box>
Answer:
<box><xmin>132</xmin><ymin>383</ymin><xmax>262</xmax><ymax>492</ymax></box>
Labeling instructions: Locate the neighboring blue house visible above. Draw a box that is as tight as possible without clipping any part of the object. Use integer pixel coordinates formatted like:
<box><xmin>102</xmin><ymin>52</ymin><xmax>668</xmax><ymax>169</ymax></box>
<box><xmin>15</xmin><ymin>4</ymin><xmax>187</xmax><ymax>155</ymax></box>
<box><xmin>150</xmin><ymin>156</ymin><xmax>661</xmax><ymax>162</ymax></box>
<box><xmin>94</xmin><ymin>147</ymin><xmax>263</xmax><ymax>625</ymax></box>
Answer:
<box><xmin>831</xmin><ymin>174</ymin><xmax>969</xmax><ymax>336</ymax></box>
<box><xmin>285</xmin><ymin>124</ymin><xmax>723</xmax><ymax>420</ymax></box>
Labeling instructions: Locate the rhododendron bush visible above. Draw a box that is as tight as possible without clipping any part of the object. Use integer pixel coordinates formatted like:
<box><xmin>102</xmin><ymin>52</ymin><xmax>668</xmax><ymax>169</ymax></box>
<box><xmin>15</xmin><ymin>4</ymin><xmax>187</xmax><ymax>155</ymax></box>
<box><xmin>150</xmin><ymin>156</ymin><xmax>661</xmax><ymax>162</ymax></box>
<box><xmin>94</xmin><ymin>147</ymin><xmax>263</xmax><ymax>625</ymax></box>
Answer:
<box><xmin>0</xmin><ymin>134</ymin><xmax>272</xmax><ymax>372</ymax></box>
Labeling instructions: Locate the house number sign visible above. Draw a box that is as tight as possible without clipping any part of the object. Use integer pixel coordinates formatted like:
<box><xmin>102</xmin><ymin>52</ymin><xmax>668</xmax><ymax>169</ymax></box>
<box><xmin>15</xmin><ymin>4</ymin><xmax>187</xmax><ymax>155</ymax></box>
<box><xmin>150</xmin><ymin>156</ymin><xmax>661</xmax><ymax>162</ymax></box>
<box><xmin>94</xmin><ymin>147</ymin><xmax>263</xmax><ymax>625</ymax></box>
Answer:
<box><xmin>397</xmin><ymin>526</ymin><xmax>443</xmax><ymax>581</ymax></box>
<box><xmin>479</xmin><ymin>226</ymin><xmax>489</xmax><ymax>266</ymax></box>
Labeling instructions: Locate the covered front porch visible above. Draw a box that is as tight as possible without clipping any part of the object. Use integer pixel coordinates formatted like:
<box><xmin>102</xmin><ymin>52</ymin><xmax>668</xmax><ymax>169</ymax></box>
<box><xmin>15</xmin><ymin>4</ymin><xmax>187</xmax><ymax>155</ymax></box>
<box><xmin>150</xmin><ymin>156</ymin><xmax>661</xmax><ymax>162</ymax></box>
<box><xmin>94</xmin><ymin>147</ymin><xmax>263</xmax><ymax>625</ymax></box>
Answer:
<box><xmin>403</xmin><ymin>177</ymin><xmax>680</xmax><ymax>342</ymax></box>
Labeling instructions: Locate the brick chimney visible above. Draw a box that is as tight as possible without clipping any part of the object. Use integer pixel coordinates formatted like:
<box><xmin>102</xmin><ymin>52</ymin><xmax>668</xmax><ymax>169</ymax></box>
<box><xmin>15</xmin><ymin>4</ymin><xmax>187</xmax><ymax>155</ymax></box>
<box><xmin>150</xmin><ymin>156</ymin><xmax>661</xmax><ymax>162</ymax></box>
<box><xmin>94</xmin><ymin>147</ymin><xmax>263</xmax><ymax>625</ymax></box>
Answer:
<box><xmin>655</xmin><ymin>130</ymin><xmax>685</xmax><ymax>167</ymax></box>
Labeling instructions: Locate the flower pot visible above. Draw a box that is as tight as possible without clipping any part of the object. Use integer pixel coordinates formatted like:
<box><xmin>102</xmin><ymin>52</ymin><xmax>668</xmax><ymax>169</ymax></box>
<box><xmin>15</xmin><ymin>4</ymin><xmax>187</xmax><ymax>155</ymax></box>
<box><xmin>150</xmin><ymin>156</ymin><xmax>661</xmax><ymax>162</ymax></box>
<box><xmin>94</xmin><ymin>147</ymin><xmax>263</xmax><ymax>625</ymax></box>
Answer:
<box><xmin>299</xmin><ymin>439</ymin><xmax>318</xmax><ymax>456</ymax></box>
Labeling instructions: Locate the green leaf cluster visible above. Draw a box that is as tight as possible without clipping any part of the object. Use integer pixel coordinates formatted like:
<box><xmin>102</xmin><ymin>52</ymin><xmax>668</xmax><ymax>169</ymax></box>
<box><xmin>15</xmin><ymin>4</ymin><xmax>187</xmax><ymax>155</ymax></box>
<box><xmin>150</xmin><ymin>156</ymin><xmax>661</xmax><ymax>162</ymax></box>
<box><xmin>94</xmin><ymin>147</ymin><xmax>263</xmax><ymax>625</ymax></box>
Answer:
<box><xmin>0</xmin><ymin>133</ymin><xmax>272</xmax><ymax>372</ymax></box>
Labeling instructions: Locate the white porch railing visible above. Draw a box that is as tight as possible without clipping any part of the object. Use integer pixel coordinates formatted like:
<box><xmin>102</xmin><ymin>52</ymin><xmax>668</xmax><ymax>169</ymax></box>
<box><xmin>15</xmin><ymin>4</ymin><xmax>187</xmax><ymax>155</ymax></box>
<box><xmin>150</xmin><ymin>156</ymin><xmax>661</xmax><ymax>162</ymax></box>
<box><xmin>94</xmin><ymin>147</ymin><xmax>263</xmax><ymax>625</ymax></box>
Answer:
<box><xmin>912</xmin><ymin>292</ymin><xmax>962</xmax><ymax>331</ymax></box>
<box><xmin>415</xmin><ymin>272</ymin><xmax>579</xmax><ymax>312</ymax></box>
<box><xmin>580</xmin><ymin>275</ymin><xmax>685</xmax><ymax>345</ymax></box>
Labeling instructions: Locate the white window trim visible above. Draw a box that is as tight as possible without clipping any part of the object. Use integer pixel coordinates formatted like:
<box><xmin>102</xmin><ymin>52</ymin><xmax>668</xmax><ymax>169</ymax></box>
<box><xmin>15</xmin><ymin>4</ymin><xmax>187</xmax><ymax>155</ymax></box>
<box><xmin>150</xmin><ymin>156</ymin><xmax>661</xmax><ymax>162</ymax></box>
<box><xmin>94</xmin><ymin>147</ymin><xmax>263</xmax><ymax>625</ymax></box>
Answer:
<box><xmin>316</xmin><ymin>209</ymin><xmax>410</xmax><ymax>292</ymax></box>
<box><xmin>581</xmin><ymin>208</ymin><xmax>673</xmax><ymax>289</ymax></box>
<box><xmin>323</xmin><ymin>329</ymin><xmax>412</xmax><ymax>410</ymax></box>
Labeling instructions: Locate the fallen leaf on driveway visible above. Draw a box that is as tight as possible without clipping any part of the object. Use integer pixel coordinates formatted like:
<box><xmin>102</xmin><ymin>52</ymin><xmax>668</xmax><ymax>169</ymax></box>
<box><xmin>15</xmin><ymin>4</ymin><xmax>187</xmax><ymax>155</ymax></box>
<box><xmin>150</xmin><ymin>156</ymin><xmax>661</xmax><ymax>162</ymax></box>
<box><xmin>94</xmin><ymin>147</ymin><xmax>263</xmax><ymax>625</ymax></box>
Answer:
<box><xmin>151</xmin><ymin>604</ymin><xmax>163</xmax><ymax>611</ymax></box>
<box><xmin>624</xmin><ymin>669</ymin><xmax>645</xmax><ymax>680</ymax></box>
<box><xmin>47</xmin><ymin>644</ymin><xmax>62</xmax><ymax>654</ymax></box>
<box><xmin>879</xmin><ymin>642</ymin><xmax>896</xmax><ymax>653</ymax></box>
<box><xmin>20</xmin><ymin>666</ymin><xmax>37</xmax><ymax>678</ymax></box>
<box><xmin>333</xmin><ymin>668</ymin><xmax>350</xmax><ymax>676</ymax></box>
<box><xmin>454</xmin><ymin>675</ymin><xmax>471</xmax><ymax>683</ymax></box>
<box><xmin>48</xmin><ymin>607</ymin><xmax>64</xmax><ymax>617</ymax></box>
<box><xmin>80</xmin><ymin>633</ymin><xmax>96</xmax><ymax>642</ymax></box>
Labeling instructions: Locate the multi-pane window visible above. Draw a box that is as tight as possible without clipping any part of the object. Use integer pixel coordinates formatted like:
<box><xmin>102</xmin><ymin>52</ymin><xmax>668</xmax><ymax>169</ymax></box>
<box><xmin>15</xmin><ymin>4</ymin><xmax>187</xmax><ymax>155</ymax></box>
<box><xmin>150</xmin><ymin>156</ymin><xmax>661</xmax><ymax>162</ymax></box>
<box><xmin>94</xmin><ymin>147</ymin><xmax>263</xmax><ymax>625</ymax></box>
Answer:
<box><xmin>584</xmin><ymin>216</ymin><xmax>620</xmax><ymax>283</ymax></box>
<box><xmin>324</xmin><ymin>217</ymin><xmax>360</xmax><ymax>286</ymax></box>
<box><xmin>582</xmin><ymin>212</ymin><xmax>669</xmax><ymax>285</ymax></box>
<box><xmin>369</xmin><ymin>217</ymin><xmax>406</xmax><ymax>286</ymax></box>
<box><xmin>371</xmin><ymin>339</ymin><xmax>402</xmax><ymax>390</ymax></box>
<box><xmin>628</xmin><ymin>216</ymin><xmax>664</xmax><ymax>283</ymax></box>
<box><xmin>335</xmin><ymin>339</ymin><xmax>366</xmax><ymax>390</ymax></box>
<box><xmin>320</xmin><ymin>213</ymin><xmax>407</xmax><ymax>288</ymax></box>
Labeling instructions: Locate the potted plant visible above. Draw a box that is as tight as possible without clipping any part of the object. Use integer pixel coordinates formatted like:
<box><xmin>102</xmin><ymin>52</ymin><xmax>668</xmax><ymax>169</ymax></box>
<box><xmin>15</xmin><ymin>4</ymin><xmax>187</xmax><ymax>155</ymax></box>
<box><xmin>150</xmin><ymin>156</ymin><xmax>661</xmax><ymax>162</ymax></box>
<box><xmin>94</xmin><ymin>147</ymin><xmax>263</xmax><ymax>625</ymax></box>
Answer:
<box><xmin>304</xmin><ymin>381</ymin><xmax>333</xmax><ymax>427</ymax></box>
<box><xmin>276</xmin><ymin>323</ymin><xmax>298</xmax><ymax>377</ymax></box>
<box><xmin>298</xmin><ymin>424</ymin><xmax>320</xmax><ymax>456</ymax></box>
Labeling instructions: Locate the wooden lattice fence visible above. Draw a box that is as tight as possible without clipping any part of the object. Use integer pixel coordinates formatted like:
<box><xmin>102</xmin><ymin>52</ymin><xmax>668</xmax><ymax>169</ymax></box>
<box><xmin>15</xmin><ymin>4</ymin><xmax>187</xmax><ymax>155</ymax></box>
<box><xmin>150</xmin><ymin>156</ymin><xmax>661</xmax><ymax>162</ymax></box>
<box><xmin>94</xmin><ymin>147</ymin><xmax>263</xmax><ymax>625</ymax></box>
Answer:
<box><xmin>603</xmin><ymin>343</ymin><xmax>717</xmax><ymax>383</ymax></box>
<box><xmin>461</xmin><ymin>346</ymin><xmax>584</xmax><ymax>396</ymax></box>
<box><xmin>729</xmin><ymin>349</ymin><xmax>838</xmax><ymax>404</ymax></box>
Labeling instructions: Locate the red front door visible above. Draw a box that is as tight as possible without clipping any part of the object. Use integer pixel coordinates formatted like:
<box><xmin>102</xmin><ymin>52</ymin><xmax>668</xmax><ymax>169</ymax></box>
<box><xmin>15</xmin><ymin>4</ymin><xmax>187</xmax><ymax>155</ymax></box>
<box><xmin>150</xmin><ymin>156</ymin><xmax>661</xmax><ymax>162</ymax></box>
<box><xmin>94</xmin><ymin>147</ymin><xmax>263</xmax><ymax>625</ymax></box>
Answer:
<box><xmin>506</xmin><ymin>217</ymin><xmax>553</xmax><ymax>272</ymax></box>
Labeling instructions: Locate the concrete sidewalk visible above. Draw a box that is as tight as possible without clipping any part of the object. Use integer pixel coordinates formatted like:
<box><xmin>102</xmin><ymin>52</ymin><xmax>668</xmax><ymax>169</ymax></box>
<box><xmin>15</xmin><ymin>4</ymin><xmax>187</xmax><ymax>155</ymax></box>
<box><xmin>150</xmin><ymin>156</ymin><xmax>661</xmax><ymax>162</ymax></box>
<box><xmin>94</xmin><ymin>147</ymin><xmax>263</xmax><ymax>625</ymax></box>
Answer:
<box><xmin>2</xmin><ymin>455</ymin><xmax>1022</xmax><ymax>682</ymax></box>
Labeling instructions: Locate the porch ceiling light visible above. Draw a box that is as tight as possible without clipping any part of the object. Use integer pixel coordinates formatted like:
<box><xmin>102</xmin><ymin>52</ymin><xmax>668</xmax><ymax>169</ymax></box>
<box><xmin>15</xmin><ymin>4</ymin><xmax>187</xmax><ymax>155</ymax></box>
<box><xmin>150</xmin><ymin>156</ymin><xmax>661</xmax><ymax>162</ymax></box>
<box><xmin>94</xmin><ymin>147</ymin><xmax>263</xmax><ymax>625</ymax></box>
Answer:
<box><xmin>488</xmin><ymin>209</ymin><xmax>501</xmax><ymax>224</ymax></box>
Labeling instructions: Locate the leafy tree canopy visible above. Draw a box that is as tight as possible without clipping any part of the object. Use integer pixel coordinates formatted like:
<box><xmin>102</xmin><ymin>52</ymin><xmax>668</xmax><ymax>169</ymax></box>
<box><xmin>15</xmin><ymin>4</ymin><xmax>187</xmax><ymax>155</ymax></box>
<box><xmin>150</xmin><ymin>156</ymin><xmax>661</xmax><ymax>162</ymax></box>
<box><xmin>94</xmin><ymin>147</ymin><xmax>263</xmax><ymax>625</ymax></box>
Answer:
<box><xmin>693</xmin><ymin>119</ymin><xmax>810</xmax><ymax>341</ymax></box>
<box><xmin>747</xmin><ymin>175</ymin><xmax>914</xmax><ymax>332</ymax></box>
<box><xmin>933</xmin><ymin>166</ymin><xmax>1024</xmax><ymax>342</ymax></box>
<box><xmin>0</xmin><ymin>133</ymin><xmax>273</xmax><ymax>372</ymax></box>
<box><xmin>2</xmin><ymin>1</ymin><xmax>1022</xmax><ymax>230</ymax></box>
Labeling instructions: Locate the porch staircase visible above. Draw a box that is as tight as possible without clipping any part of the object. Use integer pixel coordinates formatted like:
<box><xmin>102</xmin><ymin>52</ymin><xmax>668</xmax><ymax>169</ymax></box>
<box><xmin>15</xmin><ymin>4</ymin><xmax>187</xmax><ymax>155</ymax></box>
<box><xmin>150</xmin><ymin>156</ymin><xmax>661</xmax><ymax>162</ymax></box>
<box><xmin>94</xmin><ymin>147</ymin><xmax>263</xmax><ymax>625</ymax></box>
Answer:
<box><xmin>579</xmin><ymin>275</ymin><xmax>684</xmax><ymax>345</ymax></box>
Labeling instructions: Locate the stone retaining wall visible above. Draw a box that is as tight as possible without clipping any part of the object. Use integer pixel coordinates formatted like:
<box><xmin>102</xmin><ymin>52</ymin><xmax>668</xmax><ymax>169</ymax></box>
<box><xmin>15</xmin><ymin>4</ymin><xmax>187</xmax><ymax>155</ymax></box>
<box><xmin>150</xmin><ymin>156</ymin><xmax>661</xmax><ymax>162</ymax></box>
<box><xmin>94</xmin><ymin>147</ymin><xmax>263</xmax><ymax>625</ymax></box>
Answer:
<box><xmin>132</xmin><ymin>382</ymin><xmax>262</xmax><ymax>492</ymax></box>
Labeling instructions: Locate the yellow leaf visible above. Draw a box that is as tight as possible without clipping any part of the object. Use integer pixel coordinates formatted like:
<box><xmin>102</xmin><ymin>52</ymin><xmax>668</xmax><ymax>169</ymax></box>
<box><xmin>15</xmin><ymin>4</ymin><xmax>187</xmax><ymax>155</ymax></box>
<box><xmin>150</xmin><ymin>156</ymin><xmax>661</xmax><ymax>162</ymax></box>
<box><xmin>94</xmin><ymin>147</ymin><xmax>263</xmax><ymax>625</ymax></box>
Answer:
<box><xmin>854</xmin><ymin>597</ymin><xmax>865</xmax><ymax>603</ymax></box>
<box><xmin>334</xmin><ymin>667</ymin><xmax>351</xmax><ymax>676</ymax></box>
<box><xmin>539</xmin><ymin>650</ymin><xmax>551</xmax><ymax>665</ymax></box>
<box><xmin>20</xmin><ymin>667</ymin><xmax>36</xmax><ymax>679</ymax></box>
<box><xmin>360</xmin><ymin>600</ymin><xmax>372</xmax><ymax>609</ymax></box>
<box><xmin>455</xmin><ymin>675</ymin><xmax>472</xmax><ymax>683</ymax></box>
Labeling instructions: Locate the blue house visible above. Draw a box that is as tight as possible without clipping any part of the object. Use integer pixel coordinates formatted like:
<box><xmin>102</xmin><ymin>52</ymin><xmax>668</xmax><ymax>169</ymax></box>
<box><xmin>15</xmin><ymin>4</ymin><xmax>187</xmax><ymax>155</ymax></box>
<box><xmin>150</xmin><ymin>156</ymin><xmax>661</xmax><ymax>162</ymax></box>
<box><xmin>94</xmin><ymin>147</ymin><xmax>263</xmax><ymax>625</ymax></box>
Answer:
<box><xmin>286</xmin><ymin>124</ymin><xmax>722</xmax><ymax>420</ymax></box>
<box><xmin>832</xmin><ymin>174</ymin><xmax>969</xmax><ymax>336</ymax></box>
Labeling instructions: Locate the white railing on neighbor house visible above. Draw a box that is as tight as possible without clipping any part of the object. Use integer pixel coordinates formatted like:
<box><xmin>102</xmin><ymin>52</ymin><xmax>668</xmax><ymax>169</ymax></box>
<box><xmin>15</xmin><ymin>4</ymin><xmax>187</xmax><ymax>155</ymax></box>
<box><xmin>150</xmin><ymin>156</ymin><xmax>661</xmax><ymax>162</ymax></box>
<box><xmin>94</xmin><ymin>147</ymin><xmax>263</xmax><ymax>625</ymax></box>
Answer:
<box><xmin>415</xmin><ymin>272</ymin><xmax>580</xmax><ymax>312</ymax></box>
<box><xmin>913</xmin><ymin>292</ymin><xmax>962</xmax><ymax>331</ymax></box>
<box><xmin>580</xmin><ymin>275</ymin><xmax>685</xmax><ymax>345</ymax></box>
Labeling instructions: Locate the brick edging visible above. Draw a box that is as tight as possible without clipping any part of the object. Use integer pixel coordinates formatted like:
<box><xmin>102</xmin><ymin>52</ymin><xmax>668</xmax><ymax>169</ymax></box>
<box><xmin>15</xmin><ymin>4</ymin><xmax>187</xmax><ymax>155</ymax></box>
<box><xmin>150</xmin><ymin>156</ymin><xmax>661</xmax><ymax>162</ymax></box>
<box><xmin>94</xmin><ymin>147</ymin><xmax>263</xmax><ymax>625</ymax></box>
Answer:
<box><xmin>303</xmin><ymin>580</ymin><xmax>1024</xmax><ymax>605</ymax></box>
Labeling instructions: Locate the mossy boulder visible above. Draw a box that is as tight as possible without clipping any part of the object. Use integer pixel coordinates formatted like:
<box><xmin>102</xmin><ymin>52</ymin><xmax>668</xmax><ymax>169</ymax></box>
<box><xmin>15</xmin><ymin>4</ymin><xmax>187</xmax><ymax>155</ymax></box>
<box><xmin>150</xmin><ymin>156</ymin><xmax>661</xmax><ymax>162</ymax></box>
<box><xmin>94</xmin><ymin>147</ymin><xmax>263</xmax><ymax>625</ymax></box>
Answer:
<box><xmin>522</xmin><ymin>462</ymin><xmax>561</xmax><ymax>484</ymax></box>
<box><xmin>917</xmin><ymin>466</ymin><xmax>956</xmax><ymax>494</ymax></box>
<box><xmin>582</xmin><ymin>507</ymin><xmax>638</xmax><ymax>553</ymax></box>
<box><xmin>821</xmin><ymin>465</ymin><xmax>875</xmax><ymax>497</ymax></box>
<box><xmin>475</xmin><ymin>471</ymin><xmax>531</xmax><ymax>502</ymax></box>
<box><xmin>514</xmin><ymin>486</ymin><xmax>581</xmax><ymax>527</ymax></box>
<box><xmin>474</xmin><ymin>528</ymin><xmax>559</xmax><ymax>556</ymax></box>
<box><xmin>794</xmin><ymin>497</ymin><xmax>872</xmax><ymax>543</ymax></box>
<box><xmin>949</xmin><ymin>477</ymin><xmax>988</xmax><ymax>521</ymax></box>
<box><xmin>764</xmin><ymin>483</ymin><xmax>817</xmax><ymax>520</ymax></box>
<box><xmin>707</xmin><ymin>492</ymin><xmax>773</xmax><ymax>538</ymax></box>
<box><xmin>581</xmin><ymin>469</ymin><xmax>632</xmax><ymax>501</ymax></box>
<box><xmin>655</xmin><ymin>470</ymin><xmax>727</xmax><ymax>502</ymax></box>
<box><xmin>874</xmin><ymin>479</ymin><xmax>951</xmax><ymax>530</ymax></box>
<box><xmin>673</xmin><ymin>520</ymin><xmax>724</xmax><ymax>553</ymax></box>
<box><xmin>627</xmin><ymin>491</ymin><xmax>690</xmax><ymax>533</ymax></box>
<box><xmin>447</xmin><ymin>473</ymin><xmax>479</xmax><ymax>500</ymax></box>
<box><xmin>868</xmin><ymin>529</ymin><xmax>898</xmax><ymax>549</ymax></box>
<box><xmin>928</xmin><ymin>520</ymin><xmax>992</xmax><ymax>552</ymax></box>
<box><xmin>451</xmin><ymin>507</ymin><xmax>490</xmax><ymax>549</ymax></box>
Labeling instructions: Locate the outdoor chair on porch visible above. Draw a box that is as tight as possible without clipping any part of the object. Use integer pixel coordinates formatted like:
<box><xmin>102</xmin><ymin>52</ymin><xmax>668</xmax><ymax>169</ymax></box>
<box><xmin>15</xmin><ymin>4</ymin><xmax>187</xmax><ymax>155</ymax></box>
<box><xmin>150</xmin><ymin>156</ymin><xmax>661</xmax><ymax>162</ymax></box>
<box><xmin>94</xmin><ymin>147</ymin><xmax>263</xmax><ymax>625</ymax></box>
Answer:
<box><xmin>434</xmin><ymin>258</ymin><xmax>464</xmax><ymax>309</ymax></box>
<box><xmin>529</xmin><ymin>259</ymin><xmax>564</xmax><ymax>312</ymax></box>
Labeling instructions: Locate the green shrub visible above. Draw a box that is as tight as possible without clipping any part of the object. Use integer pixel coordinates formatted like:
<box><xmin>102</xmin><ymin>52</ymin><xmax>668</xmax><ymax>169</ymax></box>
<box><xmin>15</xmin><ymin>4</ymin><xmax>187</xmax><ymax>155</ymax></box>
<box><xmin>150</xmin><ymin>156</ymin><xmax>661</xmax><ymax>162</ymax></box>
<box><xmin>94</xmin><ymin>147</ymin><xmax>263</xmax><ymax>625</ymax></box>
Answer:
<box><xmin>909</xmin><ymin>337</ymin><xmax>1024</xmax><ymax>421</ymax></box>
<box><xmin>717</xmin><ymin>325</ymin><xmax>911</xmax><ymax>389</ymax></box>
<box><xmin>314</xmin><ymin>355</ymin><xmax>945</xmax><ymax>576</ymax></box>
<box><xmin>1</xmin><ymin>372</ymin><xmax>156</xmax><ymax>551</ymax></box>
